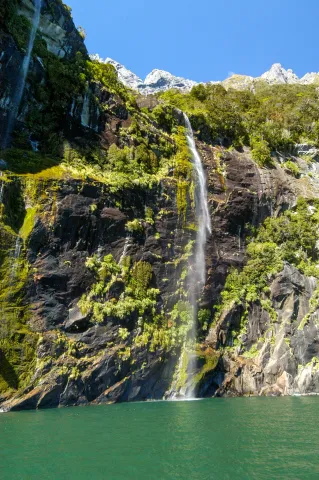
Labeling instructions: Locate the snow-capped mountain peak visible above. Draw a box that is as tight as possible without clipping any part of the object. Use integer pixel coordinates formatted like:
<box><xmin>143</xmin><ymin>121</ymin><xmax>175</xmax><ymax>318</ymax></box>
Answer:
<box><xmin>90</xmin><ymin>55</ymin><xmax>319</xmax><ymax>95</ymax></box>
<box><xmin>142</xmin><ymin>69</ymin><xmax>197</xmax><ymax>92</ymax></box>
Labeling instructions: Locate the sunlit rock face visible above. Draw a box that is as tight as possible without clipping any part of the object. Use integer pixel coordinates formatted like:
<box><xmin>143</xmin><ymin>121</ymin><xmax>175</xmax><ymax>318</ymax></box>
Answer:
<box><xmin>260</xmin><ymin>63</ymin><xmax>299</xmax><ymax>84</ymax></box>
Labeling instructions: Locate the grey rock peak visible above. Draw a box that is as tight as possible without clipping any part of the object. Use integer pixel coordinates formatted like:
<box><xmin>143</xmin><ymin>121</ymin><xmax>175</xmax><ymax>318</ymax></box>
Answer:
<box><xmin>90</xmin><ymin>55</ymin><xmax>319</xmax><ymax>93</ymax></box>
<box><xmin>90</xmin><ymin>54</ymin><xmax>197</xmax><ymax>94</ymax></box>
<box><xmin>260</xmin><ymin>63</ymin><xmax>299</xmax><ymax>84</ymax></box>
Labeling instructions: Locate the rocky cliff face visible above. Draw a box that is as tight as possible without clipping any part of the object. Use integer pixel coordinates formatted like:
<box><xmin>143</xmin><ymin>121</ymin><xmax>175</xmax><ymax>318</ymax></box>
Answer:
<box><xmin>1</xmin><ymin>0</ymin><xmax>319</xmax><ymax>411</ymax></box>
<box><xmin>0</xmin><ymin>0</ymin><xmax>88</xmax><ymax>141</ymax></box>
<box><xmin>198</xmin><ymin>148</ymin><xmax>319</xmax><ymax>397</ymax></box>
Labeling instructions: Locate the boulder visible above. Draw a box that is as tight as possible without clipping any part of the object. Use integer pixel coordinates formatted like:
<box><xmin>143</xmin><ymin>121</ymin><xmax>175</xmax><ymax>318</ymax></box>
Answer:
<box><xmin>65</xmin><ymin>306</ymin><xmax>90</xmax><ymax>333</ymax></box>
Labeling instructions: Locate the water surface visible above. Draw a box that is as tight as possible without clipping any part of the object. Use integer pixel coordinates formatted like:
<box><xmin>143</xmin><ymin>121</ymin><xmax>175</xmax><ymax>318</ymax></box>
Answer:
<box><xmin>0</xmin><ymin>397</ymin><xmax>318</xmax><ymax>479</ymax></box>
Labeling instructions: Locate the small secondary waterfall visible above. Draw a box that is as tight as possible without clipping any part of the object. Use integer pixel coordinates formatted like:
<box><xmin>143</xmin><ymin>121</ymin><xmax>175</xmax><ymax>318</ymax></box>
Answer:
<box><xmin>183</xmin><ymin>113</ymin><xmax>211</xmax><ymax>398</ymax></box>
<box><xmin>119</xmin><ymin>236</ymin><xmax>132</xmax><ymax>265</ymax></box>
<box><xmin>2</xmin><ymin>0</ymin><xmax>42</xmax><ymax>148</ymax></box>
<box><xmin>11</xmin><ymin>237</ymin><xmax>22</xmax><ymax>278</ymax></box>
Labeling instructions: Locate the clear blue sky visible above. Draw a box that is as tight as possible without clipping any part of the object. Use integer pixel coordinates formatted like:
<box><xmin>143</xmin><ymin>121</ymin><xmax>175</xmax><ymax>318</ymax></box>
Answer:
<box><xmin>66</xmin><ymin>0</ymin><xmax>318</xmax><ymax>82</ymax></box>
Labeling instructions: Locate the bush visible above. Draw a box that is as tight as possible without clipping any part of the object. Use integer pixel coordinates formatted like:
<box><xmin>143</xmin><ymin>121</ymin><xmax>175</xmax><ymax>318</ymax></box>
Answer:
<box><xmin>282</xmin><ymin>160</ymin><xmax>300</xmax><ymax>177</ymax></box>
<box><xmin>126</xmin><ymin>219</ymin><xmax>144</xmax><ymax>233</ymax></box>
<box><xmin>250</xmin><ymin>136</ymin><xmax>273</xmax><ymax>167</ymax></box>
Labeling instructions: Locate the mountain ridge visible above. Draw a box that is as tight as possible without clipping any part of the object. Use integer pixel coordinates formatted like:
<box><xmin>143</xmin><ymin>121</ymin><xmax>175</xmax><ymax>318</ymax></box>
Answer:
<box><xmin>90</xmin><ymin>55</ymin><xmax>319</xmax><ymax>94</ymax></box>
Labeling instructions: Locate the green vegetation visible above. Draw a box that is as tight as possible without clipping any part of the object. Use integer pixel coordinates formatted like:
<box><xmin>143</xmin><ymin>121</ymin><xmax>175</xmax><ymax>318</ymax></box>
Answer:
<box><xmin>282</xmin><ymin>160</ymin><xmax>300</xmax><ymax>177</ymax></box>
<box><xmin>251</xmin><ymin>136</ymin><xmax>272</xmax><ymax>167</ymax></box>
<box><xmin>79</xmin><ymin>255</ymin><xmax>160</xmax><ymax>323</ymax></box>
<box><xmin>0</xmin><ymin>245</ymin><xmax>37</xmax><ymax>393</ymax></box>
<box><xmin>126</xmin><ymin>219</ymin><xmax>144</xmax><ymax>234</ymax></box>
<box><xmin>173</xmin><ymin>127</ymin><xmax>193</xmax><ymax>218</ymax></box>
<box><xmin>192</xmin><ymin>348</ymin><xmax>219</xmax><ymax>387</ymax></box>
<box><xmin>215</xmin><ymin>198</ymin><xmax>319</xmax><ymax>340</ymax></box>
<box><xmin>19</xmin><ymin>207</ymin><xmax>37</xmax><ymax>241</ymax></box>
<box><xmin>79</xmin><ymin>252</ymin><xmax>195</xmax><ymax>353</ymax></box>
<box><xmin>87</xmin><ymin>60</ymin><xmax>136</xmax><ymax>106</ymax></box>
<box><xmin>160</xmin><ymin>82</ymin><xmax>319</xmax><ymax>157</ymax></box>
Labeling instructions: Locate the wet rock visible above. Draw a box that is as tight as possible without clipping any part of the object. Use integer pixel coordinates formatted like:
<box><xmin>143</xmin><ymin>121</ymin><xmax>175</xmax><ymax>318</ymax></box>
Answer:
<box><xmin>65</xmin><ymin>306</ymin><xmax>90</xmax><ymax>333</ymax></box>
<box><xmin>0</xmin><ymin>159</ymin><xmax>7</xmax><ymax>170</ymax></box>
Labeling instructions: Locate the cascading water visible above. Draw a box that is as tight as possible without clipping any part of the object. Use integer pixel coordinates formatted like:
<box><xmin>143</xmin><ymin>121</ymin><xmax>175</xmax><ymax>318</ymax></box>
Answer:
<box><xmin>183</xmin><ymin>113</ymin><xmax>211</xmax><ymax>398</ymax></box>
<box><xmin>11</xmin><ymin>237</ymin><xmax>22</xmax><ymax>278</ymax></box>
<box><xmin>119</xmin><ymin>236</ymin><xmax>132</xmax><ymax>265</ymax></box>
<box><xmin>2</xmin><ymin>0</ymin><xmax>42</xmax><ymax>149</ymax></box>
<box><xmin>168</xmin><ymin>114</ymin><xmax>211</xmax><ymax>400</ymax></box>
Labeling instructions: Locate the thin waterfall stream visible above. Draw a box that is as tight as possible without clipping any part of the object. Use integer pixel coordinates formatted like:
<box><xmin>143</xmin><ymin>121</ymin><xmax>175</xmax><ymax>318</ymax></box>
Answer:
<box><xmin>2</xmin><ymin>0</ymin><xmax>42</xmax><ymax>148</ymax></box>
<box><xmin>169</xmin><ymin>114</ymin><xmax>211</xmax><ymax>400</ymax></box>
<box><xmin>119</xmin><ymin>235</ymin><xmax>132</xmax><ymax>265</ymax></box>
<box><xmin>183</xmin><ymin>113</ymin><xmax>211</xmax><ymax>398</ymax></box>
<box><xmin>11</xmin><ymin>236</ymin><xmax>22</xmax><ymax>278</ymax></box>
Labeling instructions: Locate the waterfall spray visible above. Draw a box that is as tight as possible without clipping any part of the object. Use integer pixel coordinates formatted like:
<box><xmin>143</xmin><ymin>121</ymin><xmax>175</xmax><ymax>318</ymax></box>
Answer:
<box><xmin>183</xmin><ymin>113</ymin><xmax>211</xmax><ymax>398</ymax></box>
<box><xmin>2</xmin><ymin>0</ymin><xmax>42</xmax><ymax>149</ymax></box>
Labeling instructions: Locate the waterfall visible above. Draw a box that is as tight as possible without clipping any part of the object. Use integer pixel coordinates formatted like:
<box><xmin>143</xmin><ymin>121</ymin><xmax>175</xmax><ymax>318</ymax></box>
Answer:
<box><xmin>168</xmin><ymin>114</ymin><xmax>211</xmax><ymax>400</ymax></box>
<box><xmin>2</xmin><ymin>0</ymin><xmax>42</xmax><ymax>148</ymax></box>
<box><xmin>119</xmin><ymin>236</ymin><xmax>132</xmax><ymax>265</ymax></box>
<box><xmin>11</xmin><ymin>237</ymin><xmax>22</xmax><ymax>278</ymax></box>
<box><xmin>183</xmin><ymin>113</ymin><xmax>211</xmax><ymax>398</ymax></box>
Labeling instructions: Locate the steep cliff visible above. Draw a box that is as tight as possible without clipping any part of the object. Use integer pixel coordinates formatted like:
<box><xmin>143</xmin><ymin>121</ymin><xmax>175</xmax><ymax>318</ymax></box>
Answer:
<box><xmin>1</xmin><ymin>0</ymin><xmax>319</xmax><ymax>411</ymax></box>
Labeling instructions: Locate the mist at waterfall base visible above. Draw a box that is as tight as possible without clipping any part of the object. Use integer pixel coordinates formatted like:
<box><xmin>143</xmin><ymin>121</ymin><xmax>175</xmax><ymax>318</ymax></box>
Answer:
<box><xmin>2</xmin><ymin>0</ymin><xmax>42</xmax><ymax>149</ymax></box>
<box><xmin>184</xmin><ymin>113</ymin><xmax>211</xmax><ymax>399</ymax></box>
<box><xmin>1</xmin><ymin>397</ymin><xmax>318</xmax><ymax>480</ymax></box>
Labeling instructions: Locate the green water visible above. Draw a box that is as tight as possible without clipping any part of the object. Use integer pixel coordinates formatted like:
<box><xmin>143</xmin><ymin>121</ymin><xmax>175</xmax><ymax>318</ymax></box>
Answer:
<box><xmin>0</xmin><ymin>397</ymin><xmax>318</xmax><ymax>479</ymax></box>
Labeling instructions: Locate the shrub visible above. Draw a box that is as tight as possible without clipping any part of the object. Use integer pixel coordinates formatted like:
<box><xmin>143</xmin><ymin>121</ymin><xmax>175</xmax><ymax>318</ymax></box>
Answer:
<box><xmin>126</xmin><ymin>219</ymin><xmax>144</xmax><ymax>234</ymax></box>
<box><xmin>250</xmin><ymin>136</ymin><xmax>273</xmax><ymax>167</ymax></box>
<box><xmin>282</xmin><ymin>160</ymin><xmax>300</xmax><ymax>177</ymax></box>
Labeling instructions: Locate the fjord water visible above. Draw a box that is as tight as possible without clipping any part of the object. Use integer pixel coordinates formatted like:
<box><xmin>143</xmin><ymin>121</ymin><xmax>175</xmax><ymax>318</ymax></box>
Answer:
<box><xmin>1</xmin><ymin>397</ymin><xmax>319</xmax><ymax>480</ymax></box>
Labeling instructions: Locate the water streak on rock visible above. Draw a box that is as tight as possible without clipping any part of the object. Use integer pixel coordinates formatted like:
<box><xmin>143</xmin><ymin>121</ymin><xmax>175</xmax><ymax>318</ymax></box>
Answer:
<box><xmin>11</xmin><ymin>236</ymin><xmax>22</xmax><ymax>278</ymax></box>
<box><xmin>2</xmin><ymin>0</ymin><xmax>42</xmax><ymax>148</ymax></box>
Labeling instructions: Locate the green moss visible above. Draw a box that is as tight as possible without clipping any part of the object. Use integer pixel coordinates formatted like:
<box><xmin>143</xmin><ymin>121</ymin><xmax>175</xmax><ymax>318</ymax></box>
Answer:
<box><xmin>19</xmin><ymin>207</ymin><xmax>37</xmax><ymax>241</ymax></box>
<box><xmin>174</xmin><ymin>349</ymin><xmax>189</xmax><ymax>391</ymax></box>
<box><xmin>192</xmin><ymin>348</ymin><xmax>219</xmax><ymax>387</ymax></box>
<box><xmin>173</xmin><ymin>127</ymin><xmax>193</xmax><ymax>219</ymax></box>
<box><xmin>0</xmin><ymin>250</ymin><xmax>37</xmax><ymax>394</ymax></box>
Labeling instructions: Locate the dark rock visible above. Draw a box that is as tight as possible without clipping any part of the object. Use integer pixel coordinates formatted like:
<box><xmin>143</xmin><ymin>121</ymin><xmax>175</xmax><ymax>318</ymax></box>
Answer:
<box><xmin>0</xmin><ymin>159</ymin><xmax>7</xmax><ymax>170</ymax></box>
<box><xmin>65</xmin><ymin>306</ymin><xmax>90</xmax><ymax>333</ymax></box>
